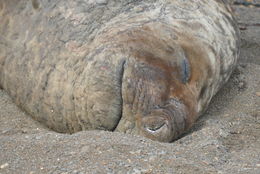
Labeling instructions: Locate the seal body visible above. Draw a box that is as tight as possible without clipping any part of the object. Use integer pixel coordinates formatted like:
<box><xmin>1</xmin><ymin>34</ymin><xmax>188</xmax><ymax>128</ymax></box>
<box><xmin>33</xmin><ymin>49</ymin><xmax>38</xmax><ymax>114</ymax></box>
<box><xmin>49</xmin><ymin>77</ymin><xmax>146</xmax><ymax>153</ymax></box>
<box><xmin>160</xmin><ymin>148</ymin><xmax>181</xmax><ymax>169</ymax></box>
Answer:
<box><xmin>0</xmin><ymin>0</ymin><xmax>239</xmax><ymax>142</ymax></box>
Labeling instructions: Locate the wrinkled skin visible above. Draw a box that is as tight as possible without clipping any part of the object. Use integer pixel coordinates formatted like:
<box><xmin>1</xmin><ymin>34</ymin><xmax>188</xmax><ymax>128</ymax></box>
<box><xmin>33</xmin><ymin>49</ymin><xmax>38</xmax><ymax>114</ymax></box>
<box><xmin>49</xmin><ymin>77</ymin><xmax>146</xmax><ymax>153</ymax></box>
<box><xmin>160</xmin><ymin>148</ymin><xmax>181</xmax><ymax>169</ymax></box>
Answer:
<box><xmin>0</xmin><ymin>0</ymin><xmax>239</xmax><ymax>142</ymax></box>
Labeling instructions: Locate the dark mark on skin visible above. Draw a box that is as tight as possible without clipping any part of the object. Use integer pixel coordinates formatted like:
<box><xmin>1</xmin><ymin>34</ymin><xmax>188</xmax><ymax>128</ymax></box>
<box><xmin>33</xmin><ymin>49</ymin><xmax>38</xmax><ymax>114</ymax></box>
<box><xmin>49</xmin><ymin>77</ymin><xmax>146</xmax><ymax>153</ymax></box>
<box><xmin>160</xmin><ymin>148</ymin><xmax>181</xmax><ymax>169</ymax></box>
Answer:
<box><xmin>233</xmin><ymin>2</ymin><xmax>260</xmax><ymax>8</ymax></box>
<box><xmin>181</xmin><ymin>58</ymin><xmax>190</xmax><ymax>83</ymax></box>
<box><xmin>238</xmin><ymin>23</ymin><xmax>260</xmax><ymax>27</ymax></box>
<box><xmin>199</xmin><ymin>84</ymin><xmax>207</xmax><ymax>99</ymax></box>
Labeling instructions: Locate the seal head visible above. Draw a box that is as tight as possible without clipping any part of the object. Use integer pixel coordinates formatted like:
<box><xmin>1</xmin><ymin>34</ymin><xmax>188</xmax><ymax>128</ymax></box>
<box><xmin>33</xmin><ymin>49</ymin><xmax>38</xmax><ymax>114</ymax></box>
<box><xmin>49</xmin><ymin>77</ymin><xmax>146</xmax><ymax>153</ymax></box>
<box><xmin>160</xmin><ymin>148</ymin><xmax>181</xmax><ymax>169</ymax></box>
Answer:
<box><xmin>110</xmin><ymin>24</ymin><xmax>198</xmax><ymax>142</ymax></box>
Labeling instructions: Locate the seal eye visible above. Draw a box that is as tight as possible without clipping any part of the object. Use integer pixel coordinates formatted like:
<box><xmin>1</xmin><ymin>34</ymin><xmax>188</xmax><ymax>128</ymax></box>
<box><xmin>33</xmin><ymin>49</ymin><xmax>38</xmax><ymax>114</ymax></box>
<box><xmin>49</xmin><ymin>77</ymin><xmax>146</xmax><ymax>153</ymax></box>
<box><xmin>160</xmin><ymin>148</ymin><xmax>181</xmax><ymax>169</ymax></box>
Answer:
<box><xmin>181</xmin><ymin>58</ymin><xmax>190</xmax><ymax>83</ymax></box>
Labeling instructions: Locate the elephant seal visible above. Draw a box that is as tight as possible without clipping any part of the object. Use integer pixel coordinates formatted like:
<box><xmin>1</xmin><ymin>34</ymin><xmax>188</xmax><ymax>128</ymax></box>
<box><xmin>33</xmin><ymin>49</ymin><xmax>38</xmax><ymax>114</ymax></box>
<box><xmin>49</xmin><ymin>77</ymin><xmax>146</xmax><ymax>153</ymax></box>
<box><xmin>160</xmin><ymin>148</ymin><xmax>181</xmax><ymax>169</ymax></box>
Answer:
<box><xmin>0</xmin><ymin>0</ymin><xmax>239</xmax><ymax>142</ymax></box>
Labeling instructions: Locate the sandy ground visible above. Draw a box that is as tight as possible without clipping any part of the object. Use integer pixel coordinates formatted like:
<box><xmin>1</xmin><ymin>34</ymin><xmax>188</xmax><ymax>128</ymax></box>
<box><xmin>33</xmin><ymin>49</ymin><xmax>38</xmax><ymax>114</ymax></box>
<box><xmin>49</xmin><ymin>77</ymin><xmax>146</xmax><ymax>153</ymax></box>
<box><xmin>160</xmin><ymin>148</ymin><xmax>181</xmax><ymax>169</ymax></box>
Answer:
<box><xmin>0</xmin><ymin>1</ymin><xmax>259</xmax><ymax>174</ymax></box>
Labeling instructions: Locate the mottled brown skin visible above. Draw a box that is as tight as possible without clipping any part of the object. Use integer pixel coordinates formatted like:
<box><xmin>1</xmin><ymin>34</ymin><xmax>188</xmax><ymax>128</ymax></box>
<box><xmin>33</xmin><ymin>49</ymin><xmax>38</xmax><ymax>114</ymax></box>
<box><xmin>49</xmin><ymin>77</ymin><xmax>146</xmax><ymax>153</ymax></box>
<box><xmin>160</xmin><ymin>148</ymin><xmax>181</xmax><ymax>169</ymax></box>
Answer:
<box><xmin>0</xmin><ymin>0</ymin><xmax>239</xmax><ymax>142</ymax></box>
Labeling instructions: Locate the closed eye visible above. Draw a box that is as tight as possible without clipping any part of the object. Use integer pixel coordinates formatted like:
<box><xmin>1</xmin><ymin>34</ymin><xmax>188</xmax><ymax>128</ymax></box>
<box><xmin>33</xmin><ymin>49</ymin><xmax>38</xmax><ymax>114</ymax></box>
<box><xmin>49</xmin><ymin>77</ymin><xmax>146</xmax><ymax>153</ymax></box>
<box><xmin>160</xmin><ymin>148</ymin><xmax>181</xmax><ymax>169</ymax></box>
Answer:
<box><xmin>181</xmin><ymin>58</ymin><xmax>190</xmax><ymax>83</ymax></box>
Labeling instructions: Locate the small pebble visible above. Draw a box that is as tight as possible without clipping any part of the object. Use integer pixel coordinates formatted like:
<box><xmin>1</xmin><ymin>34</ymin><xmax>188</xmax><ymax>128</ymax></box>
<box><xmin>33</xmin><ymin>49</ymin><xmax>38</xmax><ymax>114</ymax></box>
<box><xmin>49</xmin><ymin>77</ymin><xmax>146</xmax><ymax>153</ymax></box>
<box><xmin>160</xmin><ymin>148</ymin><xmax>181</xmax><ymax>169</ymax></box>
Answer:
<box><xmin>35</xmin><ymin>136</ymin><xmax>41</xmax><ymax>140</ymax></box>
<box><xmin>130</xmin><ymin>150</ymin><xmax>141</xmax><ymax>155</ymax></box>
<box><xmin>133</xmin><ymin>7</ymin><xmax>144</xmax><ymax>12</ymax></box>
<box><xmin>238</xmin><ymin>81</ymin><xmax>246</xmax><ymax>89</ymax></box>
<box><xmin>2</xmin><ymin>129</ymin><xmax>10</xmax><ymax>134</ymax></box>
<box><xmin>96</xmin><ymin>0</ymin><xmax>108</xmax><ymax>5</ymax></box>
<box><xmin>148</xmin><ymin>155</ymin><xmax>157</xmax><ymax>162</ymax></box>
<box><xmin>21</xmin><ymin>129</ymin><xmax>27</xmax><ymax>133</ymax></box>
<box><xmin>256</xmin><ymin>92</ymin><xmax>260</xmax><ymax>97</ymax></box>
<box><xmin>0</xmin><ymin>163</ymin><xmax>9</xmax><ymax>169</ymax></box>
<box><xmin>131</xmin><ymin>168</ymin><xmax>141</xmax><ymax>174</ymax></box>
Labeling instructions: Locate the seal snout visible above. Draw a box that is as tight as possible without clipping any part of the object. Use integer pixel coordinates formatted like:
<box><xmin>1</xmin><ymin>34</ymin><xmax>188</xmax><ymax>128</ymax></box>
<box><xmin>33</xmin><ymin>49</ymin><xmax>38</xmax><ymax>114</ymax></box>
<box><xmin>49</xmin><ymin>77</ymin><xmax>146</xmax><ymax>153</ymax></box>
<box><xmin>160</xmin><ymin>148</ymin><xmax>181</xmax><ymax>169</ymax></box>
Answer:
<box><xmin>139</xmin><ymin>99</ymin><xmax>189</xmax><ymax>142</ymax></box>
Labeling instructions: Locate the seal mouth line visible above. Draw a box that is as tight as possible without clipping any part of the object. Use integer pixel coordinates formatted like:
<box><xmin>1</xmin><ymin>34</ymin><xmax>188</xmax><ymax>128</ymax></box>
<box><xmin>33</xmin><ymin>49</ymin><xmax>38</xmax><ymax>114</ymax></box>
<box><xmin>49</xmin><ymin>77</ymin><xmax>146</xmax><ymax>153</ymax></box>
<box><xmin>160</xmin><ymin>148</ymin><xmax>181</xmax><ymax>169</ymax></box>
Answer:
<box><xmin>112</xmin><ymin>59</ymin><xmax>126</xmax><ymax>131</ymax></box>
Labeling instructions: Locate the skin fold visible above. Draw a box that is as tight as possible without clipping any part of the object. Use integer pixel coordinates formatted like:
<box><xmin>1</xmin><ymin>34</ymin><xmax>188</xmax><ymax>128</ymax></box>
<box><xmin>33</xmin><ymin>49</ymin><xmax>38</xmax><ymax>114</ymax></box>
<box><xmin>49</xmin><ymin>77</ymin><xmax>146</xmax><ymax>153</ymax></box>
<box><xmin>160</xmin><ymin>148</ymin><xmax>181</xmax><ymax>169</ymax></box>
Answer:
<box><xmin>0</xmin><ymin>0</ymin><xmax>239</xmax><ymax>142</ymax></box>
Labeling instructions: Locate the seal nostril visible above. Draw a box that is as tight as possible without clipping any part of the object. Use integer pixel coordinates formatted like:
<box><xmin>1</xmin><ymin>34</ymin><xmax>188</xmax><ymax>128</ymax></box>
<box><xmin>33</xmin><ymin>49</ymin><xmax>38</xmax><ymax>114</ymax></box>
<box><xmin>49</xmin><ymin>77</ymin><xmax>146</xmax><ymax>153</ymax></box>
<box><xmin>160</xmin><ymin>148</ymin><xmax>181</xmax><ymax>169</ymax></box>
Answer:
<box><xmin>145</xmin><ymin>122</ymin><xmax>166</xmax><ymax>132</ymax></box>
<box><xmin>140</xmin><ymin>115</ymin><xmax>175</xmax><ymax>142</ymax></box>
